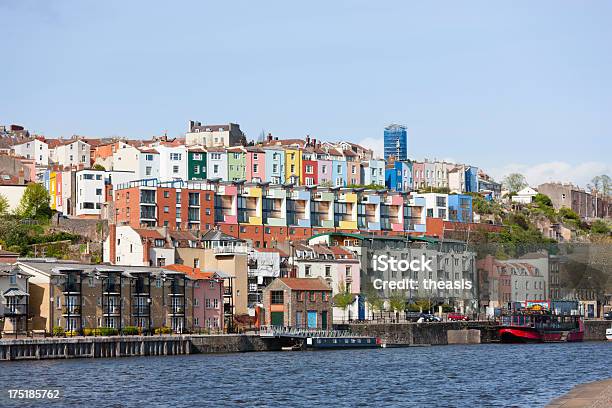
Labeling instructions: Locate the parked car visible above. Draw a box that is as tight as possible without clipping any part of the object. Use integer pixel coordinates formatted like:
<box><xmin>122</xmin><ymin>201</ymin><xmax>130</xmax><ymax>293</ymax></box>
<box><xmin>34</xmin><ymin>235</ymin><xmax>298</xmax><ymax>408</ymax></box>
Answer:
<box><xmin>604</xmin><ymin>311</ymin><xmax>612</xmax><ymax>321</ymax></box>
<box><xmin>418</xmin><ymin>313</ymin><xmax>441</xmax><ymax>322</ymax></box>
<box><xmin>448</xmin><ymin>313</ymin><xmax>469</xmax><ymax>321</ymax></box>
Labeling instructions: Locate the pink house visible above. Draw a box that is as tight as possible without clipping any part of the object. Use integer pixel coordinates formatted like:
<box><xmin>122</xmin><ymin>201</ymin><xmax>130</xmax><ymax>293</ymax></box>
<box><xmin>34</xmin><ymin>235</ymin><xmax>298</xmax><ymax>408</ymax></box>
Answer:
<box><xmin>412</xmin><ymin>161</ymin><xmax>425</xmax><ymax>189</ymax></box>
<box><xmin>164</xmin><ymin>264</ymin><xmax>224</xmax><ymax>332</ymax></box>
<box><xmin>246</xmin><ymin>147</ymin><xmax>266</xmax><ymax>182</ymax></box>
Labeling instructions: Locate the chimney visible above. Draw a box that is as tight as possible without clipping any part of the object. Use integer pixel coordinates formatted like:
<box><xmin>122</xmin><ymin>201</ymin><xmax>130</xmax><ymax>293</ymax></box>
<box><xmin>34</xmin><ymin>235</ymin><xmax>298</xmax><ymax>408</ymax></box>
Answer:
<box><xmin>267</xmin><ymin>133</ymin><xmax>273</xmax><ymax>142</ymax></box>
<box><xmin>306</xmin><ymin>135</ymin><xmax>310</xmax><ymax>146</ymax></box>
<box><xmin>143</xmin><ymin>238</ymin><xmax>151</xmax><ymax>266</ymax></box>
<box><xmin>109</xmin><ymin>224</ymin><xmax>117</xmax><ymax>264</ymax></box>
<box><xmin>275</xmin><ymin>137</ymin><xmax>279</xmax><ymax>141</ymax></box>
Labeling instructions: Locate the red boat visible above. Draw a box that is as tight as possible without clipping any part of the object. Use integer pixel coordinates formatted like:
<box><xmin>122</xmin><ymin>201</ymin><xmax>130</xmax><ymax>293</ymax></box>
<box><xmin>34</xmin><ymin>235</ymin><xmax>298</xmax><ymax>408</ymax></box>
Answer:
<box><xmin>499</xmin><ymin>307</ymin><xmax>584</xmax><ymax>343</ymax></box>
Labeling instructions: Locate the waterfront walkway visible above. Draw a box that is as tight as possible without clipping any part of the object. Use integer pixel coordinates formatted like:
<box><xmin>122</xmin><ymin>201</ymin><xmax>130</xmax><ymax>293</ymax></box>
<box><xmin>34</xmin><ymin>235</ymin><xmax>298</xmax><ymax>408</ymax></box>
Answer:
<box><xmin>547</xmin><ymin>379</ymin><xmax>612</xmax><ymax>408</ymax></box>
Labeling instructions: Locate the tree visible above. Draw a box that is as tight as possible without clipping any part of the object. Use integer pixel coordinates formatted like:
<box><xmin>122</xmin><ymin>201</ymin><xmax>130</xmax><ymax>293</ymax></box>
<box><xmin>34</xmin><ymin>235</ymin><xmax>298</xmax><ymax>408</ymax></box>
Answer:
<box><xmin>590</xmin><ymin>175</ymin><xmax>611</xmax><ymax>196</ymax></box>
<box><xmin>92</xmin><ymin>164</ymin><xmax>106</xmax><ymax>171</ymax></box>
<box><xmin>364</xmin><ymin>285</ymin><xmax>384</xmax><ymax>320</ymax></box>
<box><xmin>17</xmin><ymin>183</ymin><xmax>52</xmax><ymax>220</ymax></box>
<box><xmin>502</xmin><ymin>173</ymin><xmax>528</xmax><ymax>192</ymax></box>
<box><xmin>333</xmin><ymin>280</ymin><xmax>355</xmax><ymax>323</ymax></box>
<box><xmin>388</xmin><ymin>291</ymin><xmax>407</xmax><ymax>321</ymax></box>
<box><xmin>0</xmin><ymin>193</ymin><xmax>9</xmax><ymax>216</ymax></box>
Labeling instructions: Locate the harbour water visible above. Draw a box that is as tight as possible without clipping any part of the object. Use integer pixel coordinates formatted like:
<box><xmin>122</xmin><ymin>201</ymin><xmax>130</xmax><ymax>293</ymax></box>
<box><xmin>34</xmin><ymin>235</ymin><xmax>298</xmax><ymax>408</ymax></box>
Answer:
<box><xmin>0</xmin><ymin>342</ymin><xmax>610</xmax><ymax>407</ymax></box>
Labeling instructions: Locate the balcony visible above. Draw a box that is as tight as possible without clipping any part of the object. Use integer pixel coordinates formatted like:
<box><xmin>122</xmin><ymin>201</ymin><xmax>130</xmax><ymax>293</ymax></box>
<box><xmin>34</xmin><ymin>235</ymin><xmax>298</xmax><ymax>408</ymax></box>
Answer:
<box><xmin>132</xmin><ymin>306</ymin><xmax>150</xmax><ymax>316</ymax></box>
<box><xmin>168</xmin><ymin>306</ymin><xmax>185</xmax><ymax>316</ymax></box>
<box><xmin>103</xmin><ymin>284</ymin><xmax>120</xmax><ymax>295</ymax></box>
<box><xmin>214</xmin><ymin>245</ymin><xmax>248</xmax><ymax>255</ymax></box>
<box><xmin>62</xmin><ymin>306</ymin><xmax>81</xmax><ymax>316</ymax></box>
<box><xmin>2</xmin><ymin>304</ymin><xmax>27</xmax><ymax>316</ymax></box>
<box><xmin>102</xmin><ymin>306</ymin><xmax>121</xmax><ymax>316</ymax></box>
<box><xmin>62</xmin><ymin>284</ymin><xmax>80</xmax><ymax>294</ymax></box>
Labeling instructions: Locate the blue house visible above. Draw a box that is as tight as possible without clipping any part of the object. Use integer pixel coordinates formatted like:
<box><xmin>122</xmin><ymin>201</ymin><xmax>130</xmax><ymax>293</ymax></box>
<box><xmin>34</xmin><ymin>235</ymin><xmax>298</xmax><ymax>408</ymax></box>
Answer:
<box><xmin>385</xmin><ymin>161</ymin><xmax>412</xmax><ymax>192</ymax></box>
<box><xmin>331</xmin><ymin>160</ymin><xmax>347</xmax><ymax>187</ymax></box>
<box><xmin>448</xmin><ymin>194</ymin><xmax>473</xmax><ymax>223</ymax></box>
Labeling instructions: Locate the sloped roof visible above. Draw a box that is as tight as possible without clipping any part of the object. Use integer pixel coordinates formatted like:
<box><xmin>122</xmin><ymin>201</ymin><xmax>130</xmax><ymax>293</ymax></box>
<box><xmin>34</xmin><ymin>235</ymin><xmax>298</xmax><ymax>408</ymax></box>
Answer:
<box><xmin>278</xmin><ymin>277</ymin><xmax>331</xmax><ymax>291</ymax></box>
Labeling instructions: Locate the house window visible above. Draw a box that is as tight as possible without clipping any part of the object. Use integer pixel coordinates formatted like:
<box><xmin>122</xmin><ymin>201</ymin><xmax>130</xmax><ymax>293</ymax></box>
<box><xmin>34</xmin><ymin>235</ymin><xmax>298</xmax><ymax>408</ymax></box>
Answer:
<box><xmin>194</xmin><ymin>165</ymin><xmax>200</xmax><ymax>174</ymax></box>
<box><xmin>325</xmin><ymin>265</ymin><xmax>331</xmax><ymax>278</ymax></box>
<box><xmin>305</xmin><ymin>265</ymin><xmax>311</xmax><ymax>277</ymax></box>
<box><xmin>145</xmin><ymin>167</ymin><xmax>152</xmax><ymax>176</ymax></box>
<box><xmin>170</xmin><ymin>153</ymin><xmax>182</xmax><ymax>161</ymax></box>
<box><xmin>173</xmin><ymin>165</ymin><xmax>179</xmax><ymax>174</ymax></box>
<box><xmin>9</xmin><ymin>274</ymin><xmax>16</xmax><ymax>285</ymax></box>
<box><xmin>271</xmin><ymin>291</ymin><xmax>284</xmax><ymax>304</ymax></box>
<box><xmin>205</xmin><ymin>298</ymin><xmax>211</xmax><ymax>308</ymax></box>
<box><xmin>253</xmin><ymin>164</ymin><xmax>258</xmax><ymax>173</ymax></box>
<box><xmin>164</xmin><ymin>191</ymin><xmax>170</xmax><ymax>198</ymax></box>
<box><xmin>145</xmin><ymin>154</ymin><xmax>153</xmax><ymax>161</ymax></box>
<box><xmin>309</xmin><ymin>291</ymin><xmax>316</xmax><ymax>301</ymax></box>
<box><xmin>164</xmin><ymin>206</ymin><xmax>169</xmax><ymax>213</ymax></box>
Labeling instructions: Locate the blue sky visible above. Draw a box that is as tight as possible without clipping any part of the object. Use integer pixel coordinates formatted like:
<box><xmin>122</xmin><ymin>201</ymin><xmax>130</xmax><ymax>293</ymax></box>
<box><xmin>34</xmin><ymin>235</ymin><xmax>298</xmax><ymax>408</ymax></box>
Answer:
<box><xmin>1</xmin><ymin>1</ymin><xmax>610</xmax><ymax>187</ymax></box>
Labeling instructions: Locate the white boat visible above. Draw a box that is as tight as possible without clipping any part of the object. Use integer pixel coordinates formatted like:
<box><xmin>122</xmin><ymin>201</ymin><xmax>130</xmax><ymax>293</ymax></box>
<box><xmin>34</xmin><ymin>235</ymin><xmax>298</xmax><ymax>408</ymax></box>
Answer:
<box><xmin>606</xmin><ymin>326</ymin><xmax>612</xmax><ymax>341</ymax></box>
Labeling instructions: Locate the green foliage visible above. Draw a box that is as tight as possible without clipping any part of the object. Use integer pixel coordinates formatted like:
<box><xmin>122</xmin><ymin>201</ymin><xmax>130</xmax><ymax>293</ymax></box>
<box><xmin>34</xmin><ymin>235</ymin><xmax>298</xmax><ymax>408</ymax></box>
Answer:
<box><xmin>53</xmin><ymin>326</ymin><xmax>65</xmax><ymax>336</ymax></box>
<box><xmin>97</xmin><ymin>327</ymin><xmax>119</xmax><ymax>336</ymax></box>
<box><xmin>0</xmin><ymin>215</ymin><xmax>80</xmax><ymax>255</ymax></box>
<box><xmin>388</xmin><ymin>292</ymin><xmax>407</xmax><ymax>312</ymax></box>
<box><xmin>333</xmin><ymin>280</ymin><xmax>355</xmax><ymax>322</ymax></box>
<box><xmin>17</xmin><ymin>183</ymin><xmax>52</xmax><ymax>220</ymax></box>
<box><xmin>591</xmin><ymin>220</ymin><xmax>610</xmax><ymax>235</ymax></box>
<box><xmin>346</xmin><ymin>183</ymin><xmax>386</xmax><ymax>190</ymax></box>
<box><xmin>558</xmin><ymin>207</ymin><xmax>580</xmax><ymax>222</ymax></box>
<box><xmin>363</xmin><ymin>285</ymin><xmax>384</xmax><ymax>316</ymax></box>
<box><xmin>407</xmin><ymin>299</ymin><xmax>431</xmax><ymax>312</ymax></box>
<box><xmin>417</xmin><ymin>186</ymin><xmax>450</xmax><ymax>194</ymax></box>
<box><xmin>92</xmin><ymin>164</ymin><xmax>106</xmax><ymax>171</ymax></box>
<box><xmin>154</xmin><ymin>327</ymin><xmax>173</xmax><ymax>335</ymax></box>
<box><xmin>533</xmin><ymin>193</ymin><xmax>553</xmax><ymax>208</ymax></box>
<box><xmin>121</xmin><ymin>326</ymin><xmax>140</xmax><ymax>335</ymax></box>
<box><xmin>0</xmin><ymin>193</ymin><xmax>9</xmax><ymax>215</ymax></box>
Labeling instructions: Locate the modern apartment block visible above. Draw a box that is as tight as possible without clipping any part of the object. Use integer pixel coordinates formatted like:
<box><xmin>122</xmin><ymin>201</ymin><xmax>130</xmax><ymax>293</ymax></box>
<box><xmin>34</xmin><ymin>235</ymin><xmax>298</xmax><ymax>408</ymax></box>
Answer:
<box><xmin>383</xmin><ymin>124</ymin><xmax>408</xmax><ymax>161</ymax></box>
<box><xmin>18</xmin><ymin>260</ymin><xmax>195</xmax><ymax>334</ymax></box>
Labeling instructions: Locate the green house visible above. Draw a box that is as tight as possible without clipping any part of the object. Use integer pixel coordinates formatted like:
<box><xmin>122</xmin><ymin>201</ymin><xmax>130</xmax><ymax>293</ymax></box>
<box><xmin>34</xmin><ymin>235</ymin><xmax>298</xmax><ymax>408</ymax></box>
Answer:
<box><xmin>188</xmin><ymin>148</ymin><xmax>207</xmax><ymax>180</ymax></box>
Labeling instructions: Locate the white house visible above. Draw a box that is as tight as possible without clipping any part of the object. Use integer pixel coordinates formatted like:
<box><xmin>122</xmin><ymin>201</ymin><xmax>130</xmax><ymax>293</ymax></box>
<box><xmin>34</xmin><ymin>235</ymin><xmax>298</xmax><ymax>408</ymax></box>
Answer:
<box><xmin>50</xmin><ymin>139</ymin><xmax>91</xmax><ymax>168</ymax></box>
<box><xmin>104</xmin><ymin>226</ymin><xmax>175</xmax><ymax>267</ymax></box>
<box><xmin>112</xmin><ymin>143</ymin><xmax>160</xmax><ymax>180</ymax></box>
<box><xmin>206</xmin><ymin>148</ymin><xmax>228</xmax><ymax>180</ymax></box>
<box><xmin>74</xmin><ymin>169</ymin><xmax>105</xmax><ymax>217</ymax></box>
<box><xmin>155</xmin><ymin>143</ymin><xmax>187</xmax><ymax>182</ymax></box>
<box><xmin>512</xmin><ymin>187</ymin><xmax>538</xmax><ymax>204</ymax></box>
<box><xmin>12</xmin><ymin>139</ymin><xmax>49</xmax><ymax>166</ymax></box>
<box><xmin>361</xmin><ymin>159</ymin><xmax>385</xmax><ymax>186</ymax></box>
<box><xmin>414</xmin><ymin>193</ymin><xmax>449</xmax><ymax>220</ymax></box>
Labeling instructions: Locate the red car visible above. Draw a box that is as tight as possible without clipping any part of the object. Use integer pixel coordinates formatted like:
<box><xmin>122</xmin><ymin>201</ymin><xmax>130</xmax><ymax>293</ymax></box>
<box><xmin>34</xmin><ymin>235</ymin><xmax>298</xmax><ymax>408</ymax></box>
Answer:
<box><xmin>448</xmin><ymin>313</ymin><xmax>469</xmax><ymax>321</ymax></box>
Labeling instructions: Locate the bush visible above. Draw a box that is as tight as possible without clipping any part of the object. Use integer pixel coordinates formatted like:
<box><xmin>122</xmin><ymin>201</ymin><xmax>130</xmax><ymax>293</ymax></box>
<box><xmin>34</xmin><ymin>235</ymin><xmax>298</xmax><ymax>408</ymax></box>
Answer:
<box><xmin>52</xmin><ymin>326</ymin><xmax>65</xmax><ymax>336</ymax></box>
<box><xmin>154</xmin><ymin>327</ymin><xmax>173</xmax><ymax>335</ymax></box>
<box><xmin>98</xmin><ymin>327</ymin><xmax>119</xmax><ymax>336</ymax></box>
<box><xmin>83</xmin><ymin>328</ymin><xmax>93</xmax><ymax>336</ymax></box>
<box><xmin>65</xmin><ymin>330</ymin><xmax>79</xmax><ymax>337</ymax></box>
<box><xmin>121</xmin><ymin>326</ymin><xmax>139</xmax><ymax>336</ymax></box>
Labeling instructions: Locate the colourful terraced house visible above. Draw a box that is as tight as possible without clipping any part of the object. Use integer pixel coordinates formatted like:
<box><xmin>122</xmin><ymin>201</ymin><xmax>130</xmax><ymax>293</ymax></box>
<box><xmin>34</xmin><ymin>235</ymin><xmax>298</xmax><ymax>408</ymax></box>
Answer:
<box><xmin>284</xmin><ymin>148</ymin><xmax>302</xmax><ymax>185</ymax></box>
<box><xmin>187</xmin><ymin>147</ymin><xmax>207</xmax><ymax>180</ymax></box>
<box><xmin>263</xmin><ymin>147</ymin><xmax>285</xmax><ymax>184</ymax></box>
<box><xmin>227</xmin><ymin>147</ymin><xmax>247</xmax><ymax>181</ymax></box>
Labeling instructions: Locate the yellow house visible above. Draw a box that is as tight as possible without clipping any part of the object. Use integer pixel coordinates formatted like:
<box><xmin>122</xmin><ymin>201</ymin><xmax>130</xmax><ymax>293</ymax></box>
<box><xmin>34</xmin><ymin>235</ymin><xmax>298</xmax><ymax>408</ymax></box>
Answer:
<box><xmin>284</xmin><ymin>148</ymin><xmax>302</xmax><ymax>184</ymax></box>
<box><xmin>49</xmin><ymin>171</ymin><xmax>57</xmax><ymax>210</ymax></box>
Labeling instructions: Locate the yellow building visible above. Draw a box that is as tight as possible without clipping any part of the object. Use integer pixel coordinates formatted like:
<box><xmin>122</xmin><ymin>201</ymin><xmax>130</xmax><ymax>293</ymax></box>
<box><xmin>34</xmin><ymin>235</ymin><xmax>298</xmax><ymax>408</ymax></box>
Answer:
<box><xmin>284</xmin><ymin>148</ymin><xmax>302</xmax><ymax>184</ymax></box>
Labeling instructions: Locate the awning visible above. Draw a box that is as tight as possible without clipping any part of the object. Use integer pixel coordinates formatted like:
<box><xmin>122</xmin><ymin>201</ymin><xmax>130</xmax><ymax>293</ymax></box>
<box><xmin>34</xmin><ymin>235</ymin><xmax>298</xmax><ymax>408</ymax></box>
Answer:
<box><xmin>3</xmin><ymin>288</ymin><xmax>29</xmax><ymax>297</ymax></box>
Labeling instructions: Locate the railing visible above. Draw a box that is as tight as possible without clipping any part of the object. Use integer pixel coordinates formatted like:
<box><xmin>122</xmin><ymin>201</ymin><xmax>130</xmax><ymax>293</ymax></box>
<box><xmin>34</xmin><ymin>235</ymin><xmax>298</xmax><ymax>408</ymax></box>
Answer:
<box><xmin>62</xmin><ymin>306</ymin><xmax>81</xmax><ymax>315</ymax></box>
<box><xmin>259</xmin><ymin>325</ymin><xmax>352</xmax><ymax>338</ymax></box>
<box><xmin>2</xmin><ymin>304</ymin><xmax>27</xmax><ymax>315</ymax></box>
<box><xmin>213</xmin><ymin>246</ymin><xmax>248</xmax><ymax>254</ymax></box>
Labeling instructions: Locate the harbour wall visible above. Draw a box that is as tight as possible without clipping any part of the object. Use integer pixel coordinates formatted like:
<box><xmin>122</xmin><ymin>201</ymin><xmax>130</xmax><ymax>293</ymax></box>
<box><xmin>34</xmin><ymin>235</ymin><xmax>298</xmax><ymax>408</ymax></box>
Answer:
<box><xmin>349</xmin><ymin>320</ymin><xmax>608</xmax><ymax>345</ymax></box>
<box><xmin>0</xmin><ymin>335</ymin><xmax>282</xmax><ymax>361</ymax></box>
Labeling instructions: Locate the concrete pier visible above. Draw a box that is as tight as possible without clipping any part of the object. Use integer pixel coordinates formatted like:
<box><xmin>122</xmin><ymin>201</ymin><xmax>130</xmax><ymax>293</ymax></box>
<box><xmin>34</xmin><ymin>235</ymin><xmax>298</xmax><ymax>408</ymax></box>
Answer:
<box><xmin>547</xmin><ymin>379</ymin><xmax>612</xmax><ymax>408</ymax></box>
